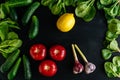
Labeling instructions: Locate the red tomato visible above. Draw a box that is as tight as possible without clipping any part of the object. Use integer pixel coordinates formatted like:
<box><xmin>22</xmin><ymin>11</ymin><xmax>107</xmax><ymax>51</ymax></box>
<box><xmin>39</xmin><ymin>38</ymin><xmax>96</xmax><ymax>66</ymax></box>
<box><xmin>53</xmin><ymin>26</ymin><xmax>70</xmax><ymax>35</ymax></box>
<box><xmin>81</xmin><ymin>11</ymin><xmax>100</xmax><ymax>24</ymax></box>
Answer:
<box><xmin>30</xmin><ymin>44</ymin><xmax>46</xmax><ymax>60</ymax></box>
<box><xmin>39</xmin><ymin>60</ymin><xmax>57</xmax><ymax>77</ymax></box>
<box><xmin>49</xmin><ymin>45</ymin><xmax>66</xmax><ymax>61</ymax></box>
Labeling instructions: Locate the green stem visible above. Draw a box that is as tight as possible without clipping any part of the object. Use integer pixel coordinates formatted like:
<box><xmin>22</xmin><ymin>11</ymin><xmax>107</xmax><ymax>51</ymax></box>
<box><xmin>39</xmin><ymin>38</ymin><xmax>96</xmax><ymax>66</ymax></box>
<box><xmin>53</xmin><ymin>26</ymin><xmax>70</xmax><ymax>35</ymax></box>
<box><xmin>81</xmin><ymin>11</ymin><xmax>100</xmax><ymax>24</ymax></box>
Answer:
<box><xmin>74</xmin><ymin>44</ymin><xmax>88</xmax><ymax>63</ymax></box>
<box><xmin>62</xmin><ymin>2</ymin><xmax>66</xmax><ymax>13</ymax></box>
<box><xmin>72</xmin><ymin>44</ymin><xmax>79</xmax><ymax>61</ymax></box>
<box><xmin>57</xmin><ymin>0</ymin><xmax>62</xmax><ymax>6</ymax></box>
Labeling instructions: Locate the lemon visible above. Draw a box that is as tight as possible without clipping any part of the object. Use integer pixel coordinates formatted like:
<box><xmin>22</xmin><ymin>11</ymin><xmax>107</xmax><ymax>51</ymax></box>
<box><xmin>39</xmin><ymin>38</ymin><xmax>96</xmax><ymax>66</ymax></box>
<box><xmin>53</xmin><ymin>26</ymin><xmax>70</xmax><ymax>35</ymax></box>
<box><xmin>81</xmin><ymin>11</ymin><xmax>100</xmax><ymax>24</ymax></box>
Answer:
<box><xmin>56</xmin><ymin>13</ymin><xmax>75</xmax><ymax>32</ymax></box>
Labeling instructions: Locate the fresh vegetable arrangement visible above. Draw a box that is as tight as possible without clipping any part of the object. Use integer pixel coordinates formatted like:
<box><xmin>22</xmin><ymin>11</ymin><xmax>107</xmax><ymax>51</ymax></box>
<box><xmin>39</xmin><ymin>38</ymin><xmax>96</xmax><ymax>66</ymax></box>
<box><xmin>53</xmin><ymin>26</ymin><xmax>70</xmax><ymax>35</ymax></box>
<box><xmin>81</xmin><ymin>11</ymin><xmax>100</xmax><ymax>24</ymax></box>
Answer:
<box><xmin>0</xmin><ymin>0</ymin><xmax>120</xmax><ymax>79</ymax></box>
<box><xmin>41</xmin><ymin>0</ymin><xmax>96</xmax><ymax>22</ymax></box>
<box><xmin>97</xmin><ymin>0</ymin><xmax>120</xmax><ymax>78</ymax></box>
<box><xmin>0</xmin><ymin>0</ymin><xmax>40</xmax><ymax>79</ymax></box>
<box><xmin>104</xmin><ymin>56</ymin><xmax>120</xmax><ymax>78</ymax></box>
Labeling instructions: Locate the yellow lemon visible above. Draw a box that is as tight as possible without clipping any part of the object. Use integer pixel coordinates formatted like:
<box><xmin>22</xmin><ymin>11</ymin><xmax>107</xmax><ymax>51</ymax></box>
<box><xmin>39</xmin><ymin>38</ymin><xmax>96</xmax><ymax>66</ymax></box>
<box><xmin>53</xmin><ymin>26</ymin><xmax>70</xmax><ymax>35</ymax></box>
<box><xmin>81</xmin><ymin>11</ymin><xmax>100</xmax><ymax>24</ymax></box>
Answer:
<box><xmin>56</xmin><ymin>13</ymin><xmax>75</xmax><ymax>32</ymax></box>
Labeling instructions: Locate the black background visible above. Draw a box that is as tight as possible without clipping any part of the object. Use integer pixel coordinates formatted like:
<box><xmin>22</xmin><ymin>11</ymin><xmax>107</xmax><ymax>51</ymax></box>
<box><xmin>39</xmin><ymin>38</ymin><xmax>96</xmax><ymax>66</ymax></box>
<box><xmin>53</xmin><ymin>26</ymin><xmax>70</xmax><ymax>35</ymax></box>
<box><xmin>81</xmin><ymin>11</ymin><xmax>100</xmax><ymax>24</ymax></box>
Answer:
<box><xmin>0</xmin><ymin>0</ymin><xmax>120</xmax><ymax>80</ymax></box>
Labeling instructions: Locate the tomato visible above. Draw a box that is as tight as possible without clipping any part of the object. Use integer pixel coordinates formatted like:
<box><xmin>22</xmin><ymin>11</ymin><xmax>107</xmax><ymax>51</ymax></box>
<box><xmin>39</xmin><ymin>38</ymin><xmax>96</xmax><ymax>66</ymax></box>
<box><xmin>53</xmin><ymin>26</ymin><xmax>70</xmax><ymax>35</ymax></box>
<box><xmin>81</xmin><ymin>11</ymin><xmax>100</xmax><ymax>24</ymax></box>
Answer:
<box><xmin>49</xmin><ymin>45</ymin><xmax>66</xmax><ymax>61</ymax></box>
<box><xmin>30</xmin><ymin>44</ymin><xmax>46</xmax><ymax>60</ymax></box>
<box><xmin>39</xmin><ymin>60</ymin><xmax>57</xmax><ymax>77</ymax></box>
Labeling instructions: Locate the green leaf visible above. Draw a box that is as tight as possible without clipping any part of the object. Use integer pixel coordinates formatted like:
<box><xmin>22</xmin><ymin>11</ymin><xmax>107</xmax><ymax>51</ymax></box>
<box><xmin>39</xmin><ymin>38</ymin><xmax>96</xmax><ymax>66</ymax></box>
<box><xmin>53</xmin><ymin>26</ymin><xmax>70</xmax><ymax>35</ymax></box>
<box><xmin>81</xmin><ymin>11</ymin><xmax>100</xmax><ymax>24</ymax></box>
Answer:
<box><xmin>0</xmin><ymin>24</ymin><xmax>8</xmax><ymax>41</ymax></box>
<box><xmin>83</xmin><ymin>6</ymin><xmax>96</xmax><ymax>22</ymax></box>
<box><xmin>112</xmin><ymin>56</ymin><xmax>120</xmax><ymax>66</ymax></box>
<box><xmin>102</xmin><ymin>49</ymin><xmax>112</xmax><ymax>60</ymax></box>
<box><xmin>97</xmin><ymin>0</ymin><xmax>105</xmax><ymax>10</ymax></box>
<box><xmin>100</xmin><ymin>0</ymin><xmax>112</xmax><ymax>6</ymax></box>
<box><xmin>0</xmin><ymin>39</ymin><xmax>22</xmax><ymax>48</ymax></box>
<box><xmin>104</xmin><ymin>62</ymin><xmax>118</xmax><ymax>77</ymax></box>
<box><xmin>105</xmin><ymin>31</ymin><xmax>118</xmax><ymax>41</ymax></box>
<box><xmin>51</xmin><ymin>3</ymin><xmax>62</xmax><ymax>15</ymax></box>
<box><xmin>103</xmin><ymin>2</ymin><xmax>119</xmax><ymax>18</ymax></box>
<box><xmin>7</xmin><ymin>32</ymin><xmax>19</xmax><ymax>40</ymax></box>
<box><xmin>108</xmin><ymin>19</ymin><xmax>120</xmax><ymax>34</ymax></box>
<box><xmin>75</xmin><ymin>1</ymin><xmax>90</xmax><ymax>18</ymax></box>
<box><xmin>0</xmin><ymin>47</ymin><xmax>18</xmax><ymax>54</ymax></box>
<box><xmin>0</xmin><ymin>3</ymin><xmax>9</xmax><ymax>19</ymax></box>
<box><xmin>108</xmin><ymin>39</ymin><xmax>120</xmax><ymax>52</ymax></box>
<box><xmin>64</xmin><ymin>0</ymin><xmax>74</xmax><ymax>6</ymax></box>
<box><xmin>41</xmin><ymin>0</ymin><xmax>54</xmax><ymax>6</ymax></box>
<box><xmin>1</xmin><ymin>52</ymin><xmax>10</xmax><ymax>58</ymax></box>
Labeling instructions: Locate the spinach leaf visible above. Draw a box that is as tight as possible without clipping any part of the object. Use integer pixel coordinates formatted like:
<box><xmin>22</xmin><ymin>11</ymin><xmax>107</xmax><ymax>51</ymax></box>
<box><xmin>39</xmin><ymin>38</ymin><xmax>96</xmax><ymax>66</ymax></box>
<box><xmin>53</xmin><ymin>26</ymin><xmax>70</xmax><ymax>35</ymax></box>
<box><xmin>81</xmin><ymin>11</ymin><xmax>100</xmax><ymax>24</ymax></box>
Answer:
<box><xmin>7</xmin><ymin>32</ymin><xmax>19</xmax><ymax>40</ymax></box>
<box><xmin>0</xmin><ymin>24</ymin><xmax>8</xmax><ymax>41</ymax></box>
<box><xmin>75</xmin><ymin>1</ymin><xmax>90</xmax><ymax>18</ymax></box>
<box><xmin>104</xmin><ymin>56</ymin><xmax>120</xmax><ymax>78</ymax></box>
<box><xmin>108</xmin><ymin>19</ymin><xmax>120</xmax><ymax>34</ymax></box>
<box><xmin>0</xmin><ymin>3</ymin><xmax>10</xmax><ymax>20</ymax></box>
<box><xmin>100</xmin><ymin>0</ymin><xmax>112</xmax><ymax>6</ymax></box>
<box><xmin>105</xmin><ymin>31</ymin><xmax>118</xmax><ymax>41</ymax></box>
<box><xmin>64</xmin><ymin>0</ymin><xmax>74</xmax><ymax>6</ymax></box>
<box><xmin>0</xmin><ymin>39</ymin><xmax>22</xmax><ymax>48</ymax></box>
<box><xmin>41</xmin><ymin>0</ymin><xmax>54</xmax><ymax>6</ymax></box>
<box><xmin>75</xmin><ymin>0</ymin><xmax>95</xmax><ymax>22</ymax></box>
<box><xmin>0</xmin><ymin>18</ymin><xmax>20</xmax><ymax>29</ymax></box>
<box><xmin>107</xmin><ymin>39</ymin><xmax>120</xmax><ymax>52</ymax></box>
<box><xmin>0</xmin><ymin>47</ymin><xmax>18</xmax><ymax>55</ymax></box>
<box><xmin>83</xmin><ymin>5</ymin><xmax>96</xmax><ymax>22</ymax></box>
<box><xmin>0</xmin><ymin>39</ymin><xmax>22</xmax><ymax>58</ymax></box>
<box><xmin>113</xmin><ymin>56</ymin><xmax>120</xmax><ymax>66</ymax></box>
<box><xmin>97</xmin><ymin>0</ymin><xmax>105</xmax><ymax>10</ymax></box>
<box><xmin>102</xmin><ymin>49</ymin><xmax>112</xmax><ymax>60</ymax></box>
<box><xmin>103</xmin><ymin>1</ymin><xmax>119</xmax><ymax>18</ymax></box>
<box><xmin>51</xmin><ymin>2</ymin><xmax>62</xmax><ymax>15</ymax></box>
<box><xmin>104</xmin><ymin>62</ymin><xmax>118</xmax><ymax>78</ymax></box>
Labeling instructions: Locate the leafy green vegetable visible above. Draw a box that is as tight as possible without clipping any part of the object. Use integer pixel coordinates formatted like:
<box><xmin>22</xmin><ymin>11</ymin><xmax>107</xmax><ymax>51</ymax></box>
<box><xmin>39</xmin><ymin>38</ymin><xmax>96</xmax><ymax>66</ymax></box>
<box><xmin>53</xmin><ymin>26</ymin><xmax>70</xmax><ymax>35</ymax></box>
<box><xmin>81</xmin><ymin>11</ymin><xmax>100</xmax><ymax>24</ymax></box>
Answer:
<box><xmin>0</xmin><ymin>18</ymin><xmax>20</xmax><ymax>41</ymax></box>
<box><xmin>41</xmin><ymin>0</ymin><xmax>53</xmax><ymax>6</ymax></box>
<box><xmin>7</xmin><ymin>32</ymin><xmax>19</xmax><ymax>40</ymax></box>
<box><xmin>108</xmin><ymin>19</ymin><xmax>120</xmax><ymax>34</ymax></box>
<box><xmin>107</xmin><ymin>39</ymin><xmax>120</xmax><ymax>52</ymax></box>
<box><xmin>0</xmin><ymin>39</ymin><xmax>22</xmax><ymax>58</ymax></box>
<box><xmin>105</xmin><ymin>31</ymin><xmax>118</xmax><ymax>41</ymax></box>
<box><xmin>113</xmin><ymin>56</ymin><xmax>120</xmax><ymax>66</ymax></box>
<box><xmin>103</xmin><ymin>3</ymin><xmax>119</xmax><ymax>18</ymax></box>
<box><xmin>83</xmin><ymin>5</ymin><xmax>96</xmax><ymax>22</ymax></box>
<box><xmin>97</xmin><ymin>0</ymin><xmax>105</xmax><ymax>10</ymax></box>
<box><xmin>51</xmin><ymin>3</ymin><xmax>62</xmax><ymax>15</ymax></box>
<box><xmin>104</xmin><ymin>56</ymin><xmax>120</xmax><ymax>78</ymax></box>
<box><xmin>0</xmin><ymin>3</ymin><xmax>10</xmax><ymax>20</ymax></box>
<box><xmin>75</xmin><ymin>0</ymin><xmax>96</xmax><ymax>22</ymax></box>
<box><xmin>0</xmin><ymin>18</ymin><xmax>20</xmax><ymax>29</ymax></box>
<box><xmin>0</xmin><ymin>24</ymin><xmax>8</xmax><ymax>41</ymax></box>
<box><xmin>0</xmin><ymin>39</ymin><xmax>22</xmax><ymax>48</ymax></box>
<box><xmin>100</xmin><ymin>0</ymin><xmax>112</xmax><ymax>6</ymax></box>
<box><xmin>64</xmin><ymin>0</ymin><xmax>74</xmax><ymax>6</ymax></box>
<box><xmin>102</xmin><ymin>49</ymin><xmax>112</xmax><ymax>60</ymax></box>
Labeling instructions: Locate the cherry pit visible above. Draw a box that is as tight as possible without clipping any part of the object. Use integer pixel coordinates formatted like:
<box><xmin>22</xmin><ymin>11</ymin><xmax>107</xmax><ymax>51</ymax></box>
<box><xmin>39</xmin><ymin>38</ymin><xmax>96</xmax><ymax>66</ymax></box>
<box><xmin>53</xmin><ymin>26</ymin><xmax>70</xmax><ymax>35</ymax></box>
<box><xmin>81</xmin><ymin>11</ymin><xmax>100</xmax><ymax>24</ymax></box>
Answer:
<box><xmin>30</xmin><ymin>44</ymin><xmax>66</xmax><ymax>77</ymax></box>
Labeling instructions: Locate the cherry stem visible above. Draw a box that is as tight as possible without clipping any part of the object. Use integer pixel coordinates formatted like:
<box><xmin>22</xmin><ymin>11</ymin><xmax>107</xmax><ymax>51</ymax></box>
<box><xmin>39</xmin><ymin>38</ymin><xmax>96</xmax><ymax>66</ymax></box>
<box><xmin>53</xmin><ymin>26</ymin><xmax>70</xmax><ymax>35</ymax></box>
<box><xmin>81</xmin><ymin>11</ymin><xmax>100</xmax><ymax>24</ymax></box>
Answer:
<box><xmin>74</xmin><ymin>44</ymin><xmax>88</xmax><ymax>63</ymax></box>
